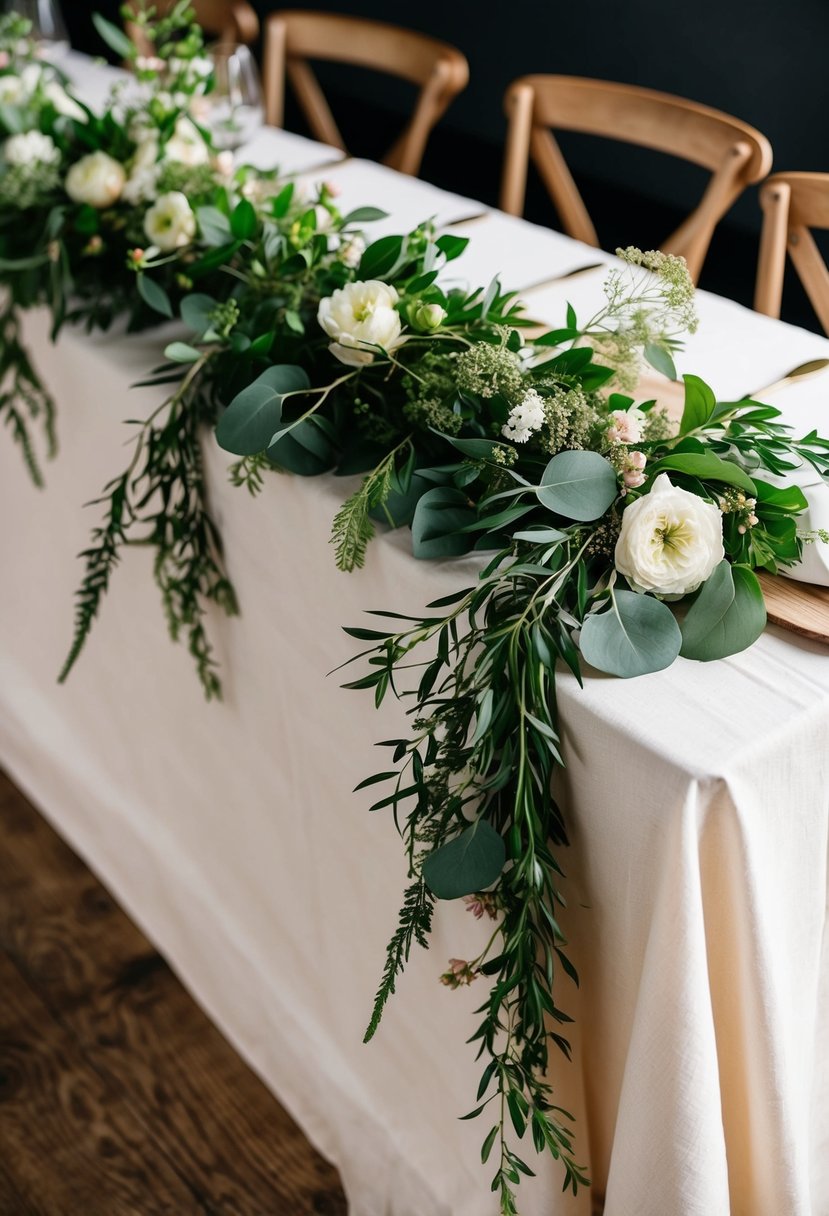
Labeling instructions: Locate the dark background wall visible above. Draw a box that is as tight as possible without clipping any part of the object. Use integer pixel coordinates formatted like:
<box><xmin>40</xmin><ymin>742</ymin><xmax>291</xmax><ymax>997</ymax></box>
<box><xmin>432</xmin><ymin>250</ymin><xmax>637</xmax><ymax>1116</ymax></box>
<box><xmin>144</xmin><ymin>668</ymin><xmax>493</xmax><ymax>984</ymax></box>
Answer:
<box><xmin>66</xmin><ymin>0</ymin><xmax>828</xmax><ymax>332</ymax></box>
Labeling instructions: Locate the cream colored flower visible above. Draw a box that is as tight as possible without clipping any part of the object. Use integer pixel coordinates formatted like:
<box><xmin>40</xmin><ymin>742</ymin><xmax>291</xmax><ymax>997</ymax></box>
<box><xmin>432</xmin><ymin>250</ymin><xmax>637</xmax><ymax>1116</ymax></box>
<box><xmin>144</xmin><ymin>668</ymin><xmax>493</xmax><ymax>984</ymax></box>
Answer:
<box><xmin>317</xmin><ymin>280</ymin><xmax>404</xmax><ymax>366</ymax></box>
<box><xmin>143</xmin><ymin>190</ymin><xmax>196</xmax><ymax>252</ymax></box>
<box><xmin>4</xmin><ymin>130</ymin><xmax>60</xmax><ymax>166</ymax></box>
<box><xmin>65</xmin><ymin>150</ymin><xmax>126</xmax><ymax>208</ymax></box>
<box><xmin>615</xmin><ymin>473</ymin><xmax>724</xmax><ymax>598</ymax></box>
<box><xmin>164</xmin><ymin>115</ymin><xmax>209</xmax><ymax>166</ymax></box>
<box><xmin>0</xmin><ymin>74</ymin><xmax>25</xmax><ymax>104</ymax></box>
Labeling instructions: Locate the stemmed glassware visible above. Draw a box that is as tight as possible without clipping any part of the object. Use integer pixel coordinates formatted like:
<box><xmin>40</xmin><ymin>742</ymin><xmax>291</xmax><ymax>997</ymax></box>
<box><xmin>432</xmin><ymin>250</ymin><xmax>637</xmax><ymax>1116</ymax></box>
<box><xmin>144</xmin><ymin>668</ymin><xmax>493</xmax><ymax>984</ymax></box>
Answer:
<box><xmin>6</xmin><ymin>0</ymin><xmax>70</xmax><ymax>59</ymax></box>
<box><xmin>204</xmin><ymin>43</ymin><xmax>264</xmax><ymax>152</ymax></box>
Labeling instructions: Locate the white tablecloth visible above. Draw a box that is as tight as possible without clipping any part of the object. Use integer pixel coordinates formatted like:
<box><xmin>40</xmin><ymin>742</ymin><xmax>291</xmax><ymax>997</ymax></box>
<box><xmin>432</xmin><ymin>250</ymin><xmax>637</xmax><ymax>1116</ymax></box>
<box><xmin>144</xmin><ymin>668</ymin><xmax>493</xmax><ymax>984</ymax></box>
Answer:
<box><xmin>1</xmin><ymin>112</ymin><xmax>829</xmax><ymax>1216</ymax></box>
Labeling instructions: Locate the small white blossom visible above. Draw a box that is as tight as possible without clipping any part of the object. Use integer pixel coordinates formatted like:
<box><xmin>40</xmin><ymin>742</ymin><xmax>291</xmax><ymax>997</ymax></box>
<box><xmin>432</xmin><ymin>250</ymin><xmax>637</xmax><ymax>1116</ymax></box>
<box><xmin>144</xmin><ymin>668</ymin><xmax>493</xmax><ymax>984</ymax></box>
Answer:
<box><xmin>337</xmin><ymin>232</ymin><xmax>365</xmax><ymax>268</ymax></box>
<box><xmin>164</xmin><ymin>115</ymin><xmax>209</xmax><ymax>166</ymax></box>
<box><xmin>144</xmin><ymin>190</ymin><xmax>196</xmax><ymax>251</ymax></box>
<box><xmin>4</xmin><ymin>130</ymin><xmax>60</xmax><ymax>166</ymax></box>
<box><xmin>501</xmin><ymin>389</ymin><xmax>546</xmax><ymax>443</ymax></box>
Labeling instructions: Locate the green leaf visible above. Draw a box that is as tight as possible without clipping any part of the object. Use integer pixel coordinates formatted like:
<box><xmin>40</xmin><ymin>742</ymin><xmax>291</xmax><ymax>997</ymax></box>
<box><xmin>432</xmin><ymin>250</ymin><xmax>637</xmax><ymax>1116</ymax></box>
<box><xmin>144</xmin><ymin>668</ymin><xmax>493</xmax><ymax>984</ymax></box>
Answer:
<box><xmin>438</xmin><ymin>434</ymin><xmax>503</xmax><ymax>459</ymax></box>
<box><xmin>270</xmin><ymin>182</ymin><xmax>294</xmax><ymax>218</ymax></box>
<box><xmin>537</xmin><ymin>450</ymin><xmax>618</xmax><ymax>521</ymax></box>
<box><xmin>423</xmin><ymin>820</ymin><xmax>506</xmax><ymax>899</ymax></box>
<box><xmin>164</xmin><ymin>341</ymin><xmax>201</xmax><ymax>363</ymax></box>
<box><xmin>754</xmin><ymin>479</ymin><xmax>809</xmax><ymax>513</ymax></box>
<box><xmin>92</xmin><ymin>12</ymin><xmax>135</xmax><ymax>59</ymax></box>
<box><xmin>411</xmin><ymin>487</ymin><xmax>476</xmax><ymax>559</ymax></box>
<box><xmin>136</xmin><ymin>273</ymin><xmax>172</xmax><ymax>319</ymax></box>
<box><xmin>679</xmin><ymin>562</ymin><xmax>766</xmax><ymax>660</ymax></box>
<box><xmin>341</xmin><ymin>206</ymin><xmax>389</xmax><ymax>225</ymax></box>
<box><xmin>679</xmin><ymin>374</ymin><xmax>716</xmax><ymax>435</ymax></box>
<box><xmin>180</xmin><ymin>293</ymin><xmax>216</xmax><ymax>337</ymax></box>
<box><xmin>196</xmin><ymin>205</ymin><xmax>233</xmax><ymax>247</ymax></box>
<box><xmin>644</xmin><ymin>342</ymin><xmax>677</xmax><ymax>381</ymax></box>
<box><xmin>580</xmin><ymin>591</ymin><xmax>682</xmax><ymax>677</ymax></box>
<box><xmin>268</xmin><ymin>416</ymin><xmax>336</xmax><ymax>475</ymax></box>
<box><xmin>215</xmin><ymin>365</ymin><xmax>310</xmax><ymax>455</ymax></box>
<box><xmin>230</xmin><ymin>198</ymin><xmax>257</xmax><ymax>240</ymax></box>
<box><xmin>358</xmin><ymin>234</ymin><xmax>403</xmax><ymax>279</ymax></box>
<box><xmin>651</xmin><ymin>452</ymin><xmax>756</xmax><ymax>493</ymax></box>
<box><xmin>435</xmin><ymin>233</ymin><xmax>470</xmax><ymax>262</ymax></box>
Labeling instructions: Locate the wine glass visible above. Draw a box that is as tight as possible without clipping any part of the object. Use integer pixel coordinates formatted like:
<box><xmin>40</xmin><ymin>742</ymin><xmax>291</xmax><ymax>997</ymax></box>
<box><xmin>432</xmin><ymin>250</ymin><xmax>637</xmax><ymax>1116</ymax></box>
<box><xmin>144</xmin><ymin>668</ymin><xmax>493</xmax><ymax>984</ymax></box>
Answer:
<box><xmin>205</xmin><ymin>43</ymin><xmax>264</xmax><ymax>152</ymax></box>
<box><xmin>8</xmin><ymin>0</ymin><xmax>70</xmax><ymax>59</ymax></box>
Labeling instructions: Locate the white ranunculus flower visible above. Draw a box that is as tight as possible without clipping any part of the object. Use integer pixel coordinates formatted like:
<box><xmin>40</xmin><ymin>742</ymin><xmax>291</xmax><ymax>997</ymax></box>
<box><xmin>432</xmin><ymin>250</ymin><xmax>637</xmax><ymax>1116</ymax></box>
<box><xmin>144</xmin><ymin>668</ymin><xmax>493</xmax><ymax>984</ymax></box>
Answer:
<box><xmin>4</xmin><ymin>130</ymin><xmax>60</xmax><ymax>166</ymax></box>
<box><xmin>0</xmin><ymin>74</ymin><xmax>24</xmax><ymax>104</ymax></box>
<box><xmin>615</xmin><ymin>473</ymin><xmax>724</xmax><ymax>599</ymax></box>
<box><xmin>144</xmin><ymin>190</ymin><xmax>196</xmax><ymax>251</ymax></box>
<box><xmin>337</xmin><ymin>232</ymin><xmax>365</xmax><ymax>269</ymax></box>
<box><xmin>65</xmin><ymin>150</ymin><xmax>126</xmax><ymax>208</ymax></box>
<box><xmin>164</xmin><ymin>115</ymin><xmax>209</xmax><ymax>166</ymax></box>
<box><xmin>43</xmin><ymin>81</ymin><xmax>87</xmax><ymax>122</ymax></box>
<box><xmin>317</xmin><ymin>280</ymin><xmax>404</xmax><ymax>366</ymax></box>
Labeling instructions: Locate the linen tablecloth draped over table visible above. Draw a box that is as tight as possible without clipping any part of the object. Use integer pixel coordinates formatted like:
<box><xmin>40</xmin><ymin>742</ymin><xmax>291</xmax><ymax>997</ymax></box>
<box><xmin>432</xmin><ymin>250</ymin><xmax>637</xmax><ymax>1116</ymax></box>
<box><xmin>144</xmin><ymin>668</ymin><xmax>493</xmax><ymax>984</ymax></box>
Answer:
<box><xmin>2</xmin><ymin>58</ymin><xmax>829</xmax><ymax>1214</ymax></box>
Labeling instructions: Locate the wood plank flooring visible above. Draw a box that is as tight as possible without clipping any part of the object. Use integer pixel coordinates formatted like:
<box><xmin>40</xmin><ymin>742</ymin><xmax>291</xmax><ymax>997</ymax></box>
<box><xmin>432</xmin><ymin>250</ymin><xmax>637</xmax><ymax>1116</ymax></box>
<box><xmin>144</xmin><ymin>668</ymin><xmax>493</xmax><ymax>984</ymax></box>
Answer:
<box><xmin>0</xmin><ymin>770</ymin><xmax>348</xmax><ymax>1216</ymax></box>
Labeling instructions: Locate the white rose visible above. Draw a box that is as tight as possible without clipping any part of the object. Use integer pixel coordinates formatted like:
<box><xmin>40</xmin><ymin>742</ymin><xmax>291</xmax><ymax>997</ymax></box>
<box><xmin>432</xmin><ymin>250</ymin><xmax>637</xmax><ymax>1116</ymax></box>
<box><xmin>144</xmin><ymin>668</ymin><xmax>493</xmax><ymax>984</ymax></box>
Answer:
<box><xmin>0</xmin><ymin>74</ymin><xmax>24</xmax><ymax>104</ymax></box>
<box><xmin>615</xmin><ymin>473</ymin><xmax>724</xmax><ymax>599</ymax></box>
<box><xmin>65</xmin><ymin>150</ymin><xmax>126</xmax><ymax>208</ymax></box>
<box><xmin>317</xmin><ymin>280</ymin><xmax>404</xmax><ymax>366</ymax></box>
<box><xmin>43</xmin><ymin>82</ymin><xmax>87</xmax><ymax>122</ymax></box>
<box><xmin>164</xmin><ymin>115</ymin><xmax>209</xmax><ymax>166</ymax></box>
<box><xmin>4</xmin><ymin>130</ymin><xmax>60</xmax><ymax>166</ymax></box>
<box><xmin>144</xmin><ymin>190</ymin><xmax>196</xmax><ymax>252</ymax></box>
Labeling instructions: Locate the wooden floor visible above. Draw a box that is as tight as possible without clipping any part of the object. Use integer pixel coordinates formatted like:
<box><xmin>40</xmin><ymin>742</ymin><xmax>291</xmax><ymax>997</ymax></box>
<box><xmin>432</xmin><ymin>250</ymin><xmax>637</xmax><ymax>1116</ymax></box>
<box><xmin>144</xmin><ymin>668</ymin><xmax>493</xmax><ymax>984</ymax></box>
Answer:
<box><xmin>0</xmin><ymin>770</ymin><xmax>348</xmax><ymax>1216</ymax></box>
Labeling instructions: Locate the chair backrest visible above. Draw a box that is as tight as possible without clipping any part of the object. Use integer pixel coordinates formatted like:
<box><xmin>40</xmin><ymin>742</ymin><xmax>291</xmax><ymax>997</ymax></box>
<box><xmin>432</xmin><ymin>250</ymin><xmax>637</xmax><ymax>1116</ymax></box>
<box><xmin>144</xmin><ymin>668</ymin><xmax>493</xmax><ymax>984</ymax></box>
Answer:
<box><xmin>755</xmin><ymin>172</ymin><xmax>829</xmax><ymax>333</ymax></box>
<box><xmin>500</xmin><ymin>75</ymin><xmax>772</xmax><ymax>283</ymax></box>
<box><xmin>126</xmin><ymin>0</ymin><xmax>259</xmax><ymax>55</ymax></box>
<box><xmin>263</xmin><ymin>9</ymin><xmax>469</xmax><ymax>177</ymax></box>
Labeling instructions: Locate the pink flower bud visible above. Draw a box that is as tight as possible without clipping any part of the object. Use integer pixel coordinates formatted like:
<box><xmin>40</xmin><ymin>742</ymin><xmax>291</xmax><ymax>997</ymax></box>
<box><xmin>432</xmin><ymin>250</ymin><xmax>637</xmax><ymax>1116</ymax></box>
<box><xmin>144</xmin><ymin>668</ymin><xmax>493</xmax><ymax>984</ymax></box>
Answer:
<box><xmin>623</xmin><ymin>470</ymin><xmax>646</xmax><ymax>489</ymax></box>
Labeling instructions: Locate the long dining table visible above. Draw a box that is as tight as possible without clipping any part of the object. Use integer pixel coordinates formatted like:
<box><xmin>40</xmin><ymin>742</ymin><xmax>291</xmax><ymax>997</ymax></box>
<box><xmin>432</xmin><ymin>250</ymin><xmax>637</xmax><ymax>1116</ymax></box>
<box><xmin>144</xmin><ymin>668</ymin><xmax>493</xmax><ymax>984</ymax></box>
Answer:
<box><xmin>1</xmin><ymin>53</ymin><xmax>829</xmax><ymax>1216</ymax></box>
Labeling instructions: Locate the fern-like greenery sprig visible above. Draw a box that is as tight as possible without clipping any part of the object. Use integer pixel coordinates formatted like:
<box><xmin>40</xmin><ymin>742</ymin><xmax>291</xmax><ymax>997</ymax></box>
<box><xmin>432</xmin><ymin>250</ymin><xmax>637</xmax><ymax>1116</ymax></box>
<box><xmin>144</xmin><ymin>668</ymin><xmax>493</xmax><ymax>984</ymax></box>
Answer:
<box><xmin>60</xmin><ymin>353</ymin><xmax>237</xmax><ymax>697</ymax></box>
<box><xmin>0</xmin><ymin>299</ymin><xmax>57</xmax><ymax>487</ymax></box>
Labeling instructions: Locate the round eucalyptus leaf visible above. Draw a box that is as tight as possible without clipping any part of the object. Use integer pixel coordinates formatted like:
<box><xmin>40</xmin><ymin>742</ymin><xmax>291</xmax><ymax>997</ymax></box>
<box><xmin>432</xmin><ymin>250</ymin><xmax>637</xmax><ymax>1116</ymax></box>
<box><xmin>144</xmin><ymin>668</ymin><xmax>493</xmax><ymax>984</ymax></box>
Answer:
<box><xmin>423</xmin><ymin>820</ymin><xmax>506</xmax><ymax>900</ymax></box>
<box><xmin>680</xmin><ymin>562</ymin><xmax>766</xmax><ymax>661</ymax></box>
<box><xmin>411</xmin><ymin>487</ymin><xmax>476</xmax><ymax>559</ymax></box>
<box><xmin>215</xmin><ymin>365</ymin><xmax>309</xmax><ymax>456</ymax></box>
<box><xmin>537</xmin><ymin>450</ymin><xmax>618</xmax><ymax>521</ymax></box>
<box><xmin>580</xmin><ymin>591</ymin><xmax>682</xmax><ymax>677</ymax></box>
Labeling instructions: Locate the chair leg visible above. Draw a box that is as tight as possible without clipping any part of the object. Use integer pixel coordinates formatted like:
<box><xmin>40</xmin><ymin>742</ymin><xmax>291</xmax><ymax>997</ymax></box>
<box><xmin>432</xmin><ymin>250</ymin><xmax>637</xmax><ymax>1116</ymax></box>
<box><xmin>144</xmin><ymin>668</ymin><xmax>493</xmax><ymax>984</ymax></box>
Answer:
<box><xmin>500</xmin><ymin>83</ymin><xmax>534</xmax><ymax>216</ymax></box>
<box><xmin>754</xmin><ymin>181</ymin><xmax>791</xmax><ymax>318</ymax></box>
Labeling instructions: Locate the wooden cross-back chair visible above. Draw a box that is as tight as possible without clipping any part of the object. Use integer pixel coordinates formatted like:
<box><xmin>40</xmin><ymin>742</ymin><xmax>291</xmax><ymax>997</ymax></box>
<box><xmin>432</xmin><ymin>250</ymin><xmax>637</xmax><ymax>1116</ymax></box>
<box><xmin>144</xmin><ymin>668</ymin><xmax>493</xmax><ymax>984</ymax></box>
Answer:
<box><xmin>755</xmin><ymin>173</ymin><xmax>829</xmax><ymax>333</ymax></box>
<box><xmin>500</xmin><ymin>76</ymin><xmax>773</xmax><ymax>283</ymax></box>
<box><xmin>126</xmin><ymin>0</ymin><xmax>259</xmax><ymax>55</ymax></box>
<box><xmin>263</xmin><ymin>10</ymin><xmax>469</xmax><ymax>177</ymax></box>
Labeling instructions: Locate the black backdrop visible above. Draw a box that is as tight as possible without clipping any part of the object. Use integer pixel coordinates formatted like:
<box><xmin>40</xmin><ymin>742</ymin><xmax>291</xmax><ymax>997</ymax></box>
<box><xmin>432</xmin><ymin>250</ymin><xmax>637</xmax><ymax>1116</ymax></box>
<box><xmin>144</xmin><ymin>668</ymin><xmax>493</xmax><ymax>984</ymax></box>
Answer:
<box><xmin>65</xmin><ymin>0</ymin><xmax>827</xmax><ymax>330</ymax></box>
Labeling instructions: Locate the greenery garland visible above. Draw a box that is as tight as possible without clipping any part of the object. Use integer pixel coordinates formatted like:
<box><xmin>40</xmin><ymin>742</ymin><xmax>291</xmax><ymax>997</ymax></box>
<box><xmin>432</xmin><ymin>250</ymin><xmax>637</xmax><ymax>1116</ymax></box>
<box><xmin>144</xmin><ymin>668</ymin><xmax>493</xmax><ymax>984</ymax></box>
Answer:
<box><xmin>3</xmin><ymin>6</ymin><xmax>829</xmax><ymax>1211</ymax></box>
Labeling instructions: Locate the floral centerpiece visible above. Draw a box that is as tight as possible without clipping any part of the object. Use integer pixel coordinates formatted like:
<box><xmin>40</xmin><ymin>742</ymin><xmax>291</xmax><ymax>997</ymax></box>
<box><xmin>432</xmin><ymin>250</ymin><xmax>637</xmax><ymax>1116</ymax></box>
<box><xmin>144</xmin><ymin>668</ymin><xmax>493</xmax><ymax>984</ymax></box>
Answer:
<box><xmin>2</xmin><ymin>6</ymin><xmax>829</xmax><ymax>1213</ymax></box>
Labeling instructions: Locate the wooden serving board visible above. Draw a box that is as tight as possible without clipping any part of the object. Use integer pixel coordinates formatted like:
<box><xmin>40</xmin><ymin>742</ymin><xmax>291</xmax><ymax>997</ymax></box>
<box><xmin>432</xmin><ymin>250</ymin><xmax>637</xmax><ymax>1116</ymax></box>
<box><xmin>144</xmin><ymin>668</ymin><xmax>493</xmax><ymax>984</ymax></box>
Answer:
<box><xmin>757</xmin><ymin>572</ymin><xmax>829</xmax><ymax>643</ymax></box>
